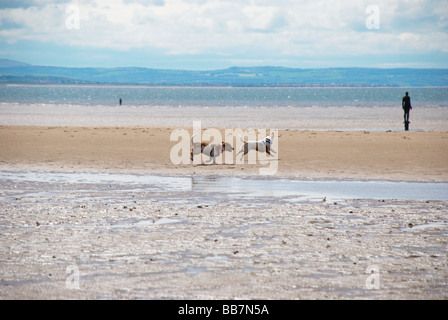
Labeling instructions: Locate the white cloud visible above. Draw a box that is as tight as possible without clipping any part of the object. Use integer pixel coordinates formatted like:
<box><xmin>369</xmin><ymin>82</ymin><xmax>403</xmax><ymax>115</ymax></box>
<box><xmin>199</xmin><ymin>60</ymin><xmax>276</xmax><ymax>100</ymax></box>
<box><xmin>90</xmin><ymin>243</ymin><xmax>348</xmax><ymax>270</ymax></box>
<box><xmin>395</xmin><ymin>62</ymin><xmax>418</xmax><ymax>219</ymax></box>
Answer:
<box><xmin>0</xmin><ymin>0</ymin><xmax>447</xmax><ymax>66</ymax></box>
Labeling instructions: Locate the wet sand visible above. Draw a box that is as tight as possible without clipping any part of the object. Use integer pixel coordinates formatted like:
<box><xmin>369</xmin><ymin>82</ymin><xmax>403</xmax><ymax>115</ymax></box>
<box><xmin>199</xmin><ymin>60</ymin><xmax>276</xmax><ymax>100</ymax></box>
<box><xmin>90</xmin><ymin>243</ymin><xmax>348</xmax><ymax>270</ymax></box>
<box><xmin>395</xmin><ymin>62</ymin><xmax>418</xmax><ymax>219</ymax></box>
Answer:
<box><xmin>1</xmin><ymin>173</ymin><xmax>448</xmax><ymax>299</ymax></box>
<box><xmin>1</xmin><ymin>125</ymin><xmax>448</xmax><ymax>299</ymax></box>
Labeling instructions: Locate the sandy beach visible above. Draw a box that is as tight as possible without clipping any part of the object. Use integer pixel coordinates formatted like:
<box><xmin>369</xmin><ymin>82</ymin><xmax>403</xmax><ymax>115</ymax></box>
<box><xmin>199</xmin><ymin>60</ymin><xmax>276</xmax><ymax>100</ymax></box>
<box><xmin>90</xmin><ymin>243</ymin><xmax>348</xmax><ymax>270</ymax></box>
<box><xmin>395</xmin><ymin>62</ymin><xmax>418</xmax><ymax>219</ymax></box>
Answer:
<box><xmin>1</xmin><ymin>125</ymin><xmax>448</xmax><ymax>300</ymax></box>
<box><xmin>1</xmin><ymin>126</ymin><xmax>448</xmax><ymax>181</ymax></box>
<box><xmin>1</xmin><ymin>0</ymin><xmax>448</xmax><ymax>303</ymax></box>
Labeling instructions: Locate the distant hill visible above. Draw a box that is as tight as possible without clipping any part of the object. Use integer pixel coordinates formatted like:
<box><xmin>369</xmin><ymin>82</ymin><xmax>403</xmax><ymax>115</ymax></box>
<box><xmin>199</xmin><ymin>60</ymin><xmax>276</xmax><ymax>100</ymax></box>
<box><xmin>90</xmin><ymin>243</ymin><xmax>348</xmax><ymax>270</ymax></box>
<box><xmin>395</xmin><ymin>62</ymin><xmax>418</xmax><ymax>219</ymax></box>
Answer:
<box><xmin>0</xmin><ymin>59</ymin><xmax>447</xmax><ymax>86</ymax></box>
<box><xmin>0</xmin><ymin>59</ymin><xmax>31</xmax><ymax>67</ymax></box>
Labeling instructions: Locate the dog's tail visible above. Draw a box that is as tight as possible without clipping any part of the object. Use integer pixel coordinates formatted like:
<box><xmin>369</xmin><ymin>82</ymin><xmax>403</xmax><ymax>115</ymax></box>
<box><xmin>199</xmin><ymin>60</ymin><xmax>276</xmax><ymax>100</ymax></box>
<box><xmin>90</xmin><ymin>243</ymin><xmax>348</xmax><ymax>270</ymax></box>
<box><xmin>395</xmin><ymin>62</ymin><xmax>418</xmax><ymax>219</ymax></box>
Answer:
<box><xmin>238</xmin><ymin>134</ymin><xmax>245</xmax><ymax>143</ymax></box>
<box><xmin>191</xmin><ymin>133</ymin><xmax>198</xmax><ymax>145</ymax></box>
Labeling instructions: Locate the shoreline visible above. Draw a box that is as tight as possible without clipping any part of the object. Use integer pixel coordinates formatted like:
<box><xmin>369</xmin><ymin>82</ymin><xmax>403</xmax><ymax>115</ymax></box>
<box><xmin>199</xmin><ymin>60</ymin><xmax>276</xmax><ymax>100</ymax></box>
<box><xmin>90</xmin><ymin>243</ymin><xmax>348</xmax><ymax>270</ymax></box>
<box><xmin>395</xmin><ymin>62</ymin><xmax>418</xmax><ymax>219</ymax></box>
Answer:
<box><xmin>2</xmin><ymin>103</ymin><xmax>448</xmax><ymax>131</ymax></box>
<box><xmin>2</xmin><ymin>164</ymin><xmax>448</xmax><ymax>185</ymax></box>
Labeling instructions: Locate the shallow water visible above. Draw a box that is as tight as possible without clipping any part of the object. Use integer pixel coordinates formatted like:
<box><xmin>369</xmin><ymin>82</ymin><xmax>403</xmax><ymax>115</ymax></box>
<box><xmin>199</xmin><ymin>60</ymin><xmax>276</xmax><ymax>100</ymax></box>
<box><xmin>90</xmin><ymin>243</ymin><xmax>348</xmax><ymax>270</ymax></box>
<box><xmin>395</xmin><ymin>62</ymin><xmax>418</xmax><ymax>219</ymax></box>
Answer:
<box><xmin>193</xmin><ymin>176</ymin><xmax>448</xmax><ymax>202</ymax></box>
<box><xmin>1</xmin><ymin>171</ymin><xmax>447</xmax><ymax>204</ymax></box>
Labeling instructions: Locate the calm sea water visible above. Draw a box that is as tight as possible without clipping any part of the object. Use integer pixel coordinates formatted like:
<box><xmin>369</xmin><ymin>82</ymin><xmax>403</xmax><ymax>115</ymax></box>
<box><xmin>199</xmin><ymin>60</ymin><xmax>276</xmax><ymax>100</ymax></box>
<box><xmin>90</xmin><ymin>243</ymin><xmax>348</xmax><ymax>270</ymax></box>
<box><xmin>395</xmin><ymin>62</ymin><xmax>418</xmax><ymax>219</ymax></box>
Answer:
<box><xmin>1</xmin><ymin>85</ymin><xmax>447</xmax><ymax>107</ymax></box>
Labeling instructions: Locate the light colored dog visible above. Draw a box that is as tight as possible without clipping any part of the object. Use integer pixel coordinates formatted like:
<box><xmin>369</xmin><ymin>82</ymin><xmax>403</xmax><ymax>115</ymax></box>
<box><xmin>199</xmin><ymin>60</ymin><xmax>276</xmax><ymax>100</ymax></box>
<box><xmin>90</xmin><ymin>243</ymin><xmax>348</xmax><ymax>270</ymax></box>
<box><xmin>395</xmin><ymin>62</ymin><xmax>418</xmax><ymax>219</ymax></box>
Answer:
<box><xmin>236</xmin><ymin>131</ymin><xmax>276</xmax><ymax>161</ymax></box>
<box><xmin>190</xmin><ymin>133</ymin><xmax>234</xmax><ymax>164</ymax></box>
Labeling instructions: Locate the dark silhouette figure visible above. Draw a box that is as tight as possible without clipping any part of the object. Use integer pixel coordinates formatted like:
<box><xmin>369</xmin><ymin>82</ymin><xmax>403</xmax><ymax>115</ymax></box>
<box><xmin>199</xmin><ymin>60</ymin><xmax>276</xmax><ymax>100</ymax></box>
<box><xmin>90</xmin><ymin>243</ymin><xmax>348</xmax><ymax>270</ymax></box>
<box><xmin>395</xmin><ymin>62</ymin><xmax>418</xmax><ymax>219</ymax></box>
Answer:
<box><xmin>402</xmin><ymin>92</ymin><xmax>412</xmax><ymax>130</ymax></box>
<box><xmin>119</xmin><ymin>98</ymin><xmax>122</xmax><ymax>106</ymax></box>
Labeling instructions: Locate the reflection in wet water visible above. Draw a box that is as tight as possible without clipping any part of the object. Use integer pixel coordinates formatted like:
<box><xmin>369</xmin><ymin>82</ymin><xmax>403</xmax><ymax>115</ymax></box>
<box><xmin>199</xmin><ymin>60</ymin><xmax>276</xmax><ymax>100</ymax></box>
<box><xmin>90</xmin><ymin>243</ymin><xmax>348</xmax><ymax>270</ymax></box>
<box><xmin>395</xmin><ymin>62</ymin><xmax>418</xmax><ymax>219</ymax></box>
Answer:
<box><xmin>1</xmin><ymin>171</ymin><xmax>447</xmax><ymax>205</ymax></box>
<box><xmin>191</xmin><ymin>175</ymin><xmax>447</xmax><ymax>202</ymax></box>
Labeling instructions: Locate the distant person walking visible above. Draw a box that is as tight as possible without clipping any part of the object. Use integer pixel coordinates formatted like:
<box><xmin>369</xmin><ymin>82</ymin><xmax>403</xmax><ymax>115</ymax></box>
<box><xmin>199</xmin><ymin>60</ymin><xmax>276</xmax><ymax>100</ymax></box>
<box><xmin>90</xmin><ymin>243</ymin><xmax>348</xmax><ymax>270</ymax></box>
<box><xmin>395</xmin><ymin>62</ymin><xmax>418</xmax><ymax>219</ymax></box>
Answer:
<box><xmin>402</xmin><ymin>92</ymin><xmax>412</xmax><ymax>123</ymax></box>
<box><xmin>119</xmin><ymin>98</ymin><xmax>122</xmax><ymax>106</ymax></box>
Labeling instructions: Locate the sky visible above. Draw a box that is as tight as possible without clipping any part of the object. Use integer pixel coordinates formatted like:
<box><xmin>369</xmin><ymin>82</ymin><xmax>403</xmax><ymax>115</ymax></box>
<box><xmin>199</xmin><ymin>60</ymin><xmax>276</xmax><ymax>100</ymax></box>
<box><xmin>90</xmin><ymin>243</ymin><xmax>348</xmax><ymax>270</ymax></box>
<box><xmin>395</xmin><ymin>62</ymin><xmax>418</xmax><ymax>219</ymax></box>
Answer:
<box><xmin>0</xmin><ymin>0</ymin><xmax>447</xmax><ymax>69</ymax></box>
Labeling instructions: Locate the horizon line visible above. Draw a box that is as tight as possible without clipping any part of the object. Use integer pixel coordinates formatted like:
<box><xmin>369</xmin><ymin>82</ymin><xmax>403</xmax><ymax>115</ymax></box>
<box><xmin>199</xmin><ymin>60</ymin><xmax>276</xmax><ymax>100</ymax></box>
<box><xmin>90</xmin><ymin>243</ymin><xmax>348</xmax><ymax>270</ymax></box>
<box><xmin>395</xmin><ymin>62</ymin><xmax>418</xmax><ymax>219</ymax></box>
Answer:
<box><xmin>1</xmin><ymin>59</ymin><xmax>448</xmax><ymax>71</ymax></box>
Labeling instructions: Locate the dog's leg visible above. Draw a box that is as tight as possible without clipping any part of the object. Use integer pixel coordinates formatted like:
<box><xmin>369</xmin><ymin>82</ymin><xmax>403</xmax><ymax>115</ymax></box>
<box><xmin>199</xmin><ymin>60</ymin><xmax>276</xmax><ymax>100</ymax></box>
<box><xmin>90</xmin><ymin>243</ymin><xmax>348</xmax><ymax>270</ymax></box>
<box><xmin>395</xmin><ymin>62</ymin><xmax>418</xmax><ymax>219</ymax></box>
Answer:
<box><xmin>242</xmin><ymin>145</ymin><xmax>250</xmax><ymax>161</ymax></box>
<box><xmin>237</xmin><ymin>135</ymin><xmax>247</xmax><ymax>161</ymax></box>
<box><xmin>236</xmin><ymin>144</ymin><xmax>245</xmax><ymax>160</ymax></box>
<box><xmin>212</xmin><ymin>145</ymin><xmax>220</xmax><ymax>164</ymax></box>
<box><xmin>204</xmin><ymin>154</ymin><xmax>213</xmax><ymax>164</ymax></box>
<box><xmin>236</xmin><ymin>148</ymin><xmax>243</xmax><ymax>158</ymax></box>
<box><xmin>238</xmin><ymin>145</ymin><xmax>247</xmax><ymax>161</ymax></box>
<box><xmin>190</xmin><ymin>143</ymin><xmax>197</xmax><ymax>161</ymax></box>
<box><xmin>213</xmin><ymin>145</ymin><xmax>218</xmax><ymax>164</ymax></box>
<box><xmin>191</xmin><ymin>143</ymin><xmax>202</xmax><ymax>163</ymax></box>
<box><xmin>204</xmin><ymin>146</ymin><xmax>214</xmax><ymax>164</ymax></box>
<box><xmin>191</xmin><ymin>133</ymin><xmax>200</xmax><ymax>162</ymax></box>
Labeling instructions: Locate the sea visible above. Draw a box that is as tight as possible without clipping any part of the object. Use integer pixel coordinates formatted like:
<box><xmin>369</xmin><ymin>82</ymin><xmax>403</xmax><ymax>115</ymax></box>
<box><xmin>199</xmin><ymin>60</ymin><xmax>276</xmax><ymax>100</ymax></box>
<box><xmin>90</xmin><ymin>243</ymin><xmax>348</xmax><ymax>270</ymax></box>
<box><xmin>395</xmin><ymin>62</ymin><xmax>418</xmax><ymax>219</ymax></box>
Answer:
<box><xmin>1</xmin><ymin>85</ymin><xmax>447</xmax><ymax>107</ymax></box>
<box><xmin>1</xmin><ymin>85</ymin><xmax>448</xmax><ymax>130</ymax></box>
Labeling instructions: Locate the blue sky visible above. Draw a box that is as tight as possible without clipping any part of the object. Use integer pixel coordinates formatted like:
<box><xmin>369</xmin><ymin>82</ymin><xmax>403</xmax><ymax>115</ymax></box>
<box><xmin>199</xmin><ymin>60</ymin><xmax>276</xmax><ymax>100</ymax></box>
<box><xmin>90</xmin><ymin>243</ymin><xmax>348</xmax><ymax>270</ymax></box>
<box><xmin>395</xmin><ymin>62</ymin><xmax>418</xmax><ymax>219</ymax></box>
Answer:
<box><xmin>0</xmin><ymin>0</ymin><xmax>447</xmax><ymax>69</ymax></box>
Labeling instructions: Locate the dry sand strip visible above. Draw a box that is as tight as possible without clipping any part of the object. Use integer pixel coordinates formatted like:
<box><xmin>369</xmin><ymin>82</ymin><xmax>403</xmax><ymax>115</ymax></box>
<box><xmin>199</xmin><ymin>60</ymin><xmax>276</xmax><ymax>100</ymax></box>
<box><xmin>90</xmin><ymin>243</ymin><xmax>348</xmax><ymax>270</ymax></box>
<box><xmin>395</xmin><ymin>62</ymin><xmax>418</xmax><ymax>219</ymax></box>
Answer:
<box><xmin>1</xmin><ymin>126</ymin><xmax>447</xmax><ymax>182</ymax></box>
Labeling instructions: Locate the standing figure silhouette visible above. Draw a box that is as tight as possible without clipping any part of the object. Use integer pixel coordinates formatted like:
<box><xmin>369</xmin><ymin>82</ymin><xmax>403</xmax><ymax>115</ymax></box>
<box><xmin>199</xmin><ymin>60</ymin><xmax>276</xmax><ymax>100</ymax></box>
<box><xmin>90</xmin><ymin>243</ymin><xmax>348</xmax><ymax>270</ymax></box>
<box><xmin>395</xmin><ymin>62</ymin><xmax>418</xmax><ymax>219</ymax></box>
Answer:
<box><xmin>402</xmin><ymin>92</ymin><xmax>412</xmax><ymax>130</ymax></box>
